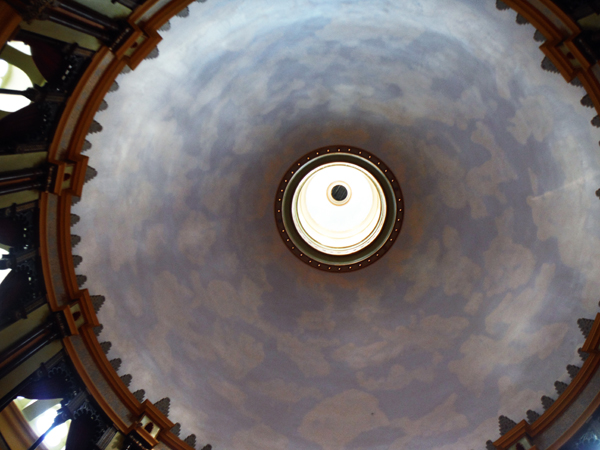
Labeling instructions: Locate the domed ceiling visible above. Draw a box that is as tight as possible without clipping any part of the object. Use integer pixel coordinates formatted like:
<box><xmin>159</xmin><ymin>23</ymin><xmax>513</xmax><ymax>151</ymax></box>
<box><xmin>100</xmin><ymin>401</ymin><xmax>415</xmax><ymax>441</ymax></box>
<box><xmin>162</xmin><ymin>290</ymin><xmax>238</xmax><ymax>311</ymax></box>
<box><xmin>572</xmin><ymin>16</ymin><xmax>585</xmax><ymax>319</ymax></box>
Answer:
<box><xmin>75</xmin><ymin>0</ymin><xmax>600</xmax><ymax>448</ymax></box>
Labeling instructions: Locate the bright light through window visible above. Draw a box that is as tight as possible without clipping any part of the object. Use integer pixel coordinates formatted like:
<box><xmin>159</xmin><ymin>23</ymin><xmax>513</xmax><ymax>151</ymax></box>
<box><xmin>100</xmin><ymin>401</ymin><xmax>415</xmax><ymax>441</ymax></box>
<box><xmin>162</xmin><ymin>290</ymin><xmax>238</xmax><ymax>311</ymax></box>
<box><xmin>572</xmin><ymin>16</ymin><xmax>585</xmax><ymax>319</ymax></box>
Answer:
<box><xmin>0</xmin><ymin>59</ymin><xmax>33</xmax><ymax>112</ymax></box>
<box><xmin>0</xmin><ymin>60</ymin><xmax>8</xmax><ymax>78</ymax></box>
<box><xmin>7</xmin><ymin>41</ymin><xmax>32</xmax><ymax>55</ymax></box>
<box><xmin>33</xmin><ymin>405</ymin><xmax>70</xmax><ymax>448</ymax></box>
<box><xmin>0</xmin><ymin>248</ymin><xmax>10</xmax><ymax>285</ymax></box>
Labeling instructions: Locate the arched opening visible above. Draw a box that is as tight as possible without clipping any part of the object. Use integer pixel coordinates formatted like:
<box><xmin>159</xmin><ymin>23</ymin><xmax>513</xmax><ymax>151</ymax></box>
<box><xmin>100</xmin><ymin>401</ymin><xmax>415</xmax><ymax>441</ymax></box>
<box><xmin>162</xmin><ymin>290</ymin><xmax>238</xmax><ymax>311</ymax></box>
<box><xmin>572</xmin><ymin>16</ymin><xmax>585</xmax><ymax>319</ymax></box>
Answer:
<box><xmin>0</xmin><ymin>59</ymin><xmax>33</xmax><ymax>115</ymax></box>
<box><xmin>2</xmin><ymin>397</ymin><xmax>72</xmax><ymax>450</ymax></box>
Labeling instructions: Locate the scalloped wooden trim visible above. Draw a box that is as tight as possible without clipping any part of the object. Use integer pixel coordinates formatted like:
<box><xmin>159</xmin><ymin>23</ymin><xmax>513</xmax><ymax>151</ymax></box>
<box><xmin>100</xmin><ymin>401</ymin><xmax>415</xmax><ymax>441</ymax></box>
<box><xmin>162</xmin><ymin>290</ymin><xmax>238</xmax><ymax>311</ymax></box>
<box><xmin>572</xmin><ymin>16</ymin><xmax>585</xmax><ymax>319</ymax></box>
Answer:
<box><xmin>493</xmin><ymin>420</ymin><xmax>529</xmax><ymax>449</ymax></box>
<box><xmin>501</xmin><ymin>0</ymin><xmax>570</xmax><ymax>43</ymax></box>
<box><xmin>63</xmin><ymin>336</ymin><xmax>130</xmax><ymax>432</ymax></box>
<box><xmin>546</xmin><ymin>381</ymin><xmax>600</xmax><ymax>449</ymax></box>
<box><xmin>581</xmin><ymin>313</ymin><xmax>600</xmax><ymax>353</ymax></box>
<box><xmin>48</xmin><ymin>47</ymin><xmax>110</xmax><ymax>161</ymax></box>
<box><xmin>126</xmin><ymin>28</ymin><xmax>160</xmax><ymax>70</ymax></box>
<box><xmin>78</xmin><ymin>326</ymin><xmax>143</xmax><ymax>420</ymax></box>
<box><xmin>529</xmin><ymin>353</ymin><xmax>600</xmax><ymax>435</ymax></box>
<box><xmin>57</xmin><ymin>191</ymin><xmax>79</xmax><ymax>298</ymax></box>
<box><xmin>66</xmin><ymin>57</ymin><xmax>127</xmax><ymax>162</ymax></box>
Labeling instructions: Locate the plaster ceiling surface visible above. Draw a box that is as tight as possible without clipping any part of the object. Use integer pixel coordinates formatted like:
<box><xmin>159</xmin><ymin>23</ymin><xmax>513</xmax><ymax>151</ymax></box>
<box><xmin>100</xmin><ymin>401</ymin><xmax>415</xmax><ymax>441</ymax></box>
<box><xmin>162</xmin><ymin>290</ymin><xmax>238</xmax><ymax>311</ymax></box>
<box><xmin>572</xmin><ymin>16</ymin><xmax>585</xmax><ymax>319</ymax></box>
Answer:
<box><xmin>75</xmin><ymin>0</ymin><xmax>600</xmax><ymax>448</ymax></box>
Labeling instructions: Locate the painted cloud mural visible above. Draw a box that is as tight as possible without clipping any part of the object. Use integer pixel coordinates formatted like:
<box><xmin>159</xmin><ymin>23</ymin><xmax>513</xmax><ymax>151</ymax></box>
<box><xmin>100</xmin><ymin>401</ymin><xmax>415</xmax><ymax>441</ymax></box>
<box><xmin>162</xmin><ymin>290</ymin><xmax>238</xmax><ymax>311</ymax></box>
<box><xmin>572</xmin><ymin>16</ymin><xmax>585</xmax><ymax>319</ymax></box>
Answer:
<box><xmin>75</xmin><ymin>0</ymin><xmax>600</xmax><ymax>449</ymax></box>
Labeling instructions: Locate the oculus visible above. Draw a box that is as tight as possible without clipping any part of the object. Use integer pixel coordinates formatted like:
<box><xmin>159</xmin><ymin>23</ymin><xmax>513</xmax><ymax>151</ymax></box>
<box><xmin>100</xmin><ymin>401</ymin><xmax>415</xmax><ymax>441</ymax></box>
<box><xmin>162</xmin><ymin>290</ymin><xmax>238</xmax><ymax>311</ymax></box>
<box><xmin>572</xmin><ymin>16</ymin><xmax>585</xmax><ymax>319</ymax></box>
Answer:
<box><xmin>275</xmin><ymin>146</ymin><xmax>404</xmax><ymax>271</ymax></box>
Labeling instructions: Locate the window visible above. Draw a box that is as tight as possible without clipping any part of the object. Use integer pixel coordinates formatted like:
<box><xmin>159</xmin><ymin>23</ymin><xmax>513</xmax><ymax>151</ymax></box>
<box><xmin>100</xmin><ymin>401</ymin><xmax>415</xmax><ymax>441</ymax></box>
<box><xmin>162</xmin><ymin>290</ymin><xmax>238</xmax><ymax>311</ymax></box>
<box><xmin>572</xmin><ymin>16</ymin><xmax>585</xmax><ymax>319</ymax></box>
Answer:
<box><xmin>0</xmin><ymin>248</ymin><xmax>10</xmax><ymax>285</ymax></box>
<box><xmin>13</xmin><ymin>397</ymin><xmax>71</xmax><ymax>450</ymax></box>
<box><xmin>0</xmin><ymin>59</ymin><xmax>33</xmax><ymax>113</ymax></box>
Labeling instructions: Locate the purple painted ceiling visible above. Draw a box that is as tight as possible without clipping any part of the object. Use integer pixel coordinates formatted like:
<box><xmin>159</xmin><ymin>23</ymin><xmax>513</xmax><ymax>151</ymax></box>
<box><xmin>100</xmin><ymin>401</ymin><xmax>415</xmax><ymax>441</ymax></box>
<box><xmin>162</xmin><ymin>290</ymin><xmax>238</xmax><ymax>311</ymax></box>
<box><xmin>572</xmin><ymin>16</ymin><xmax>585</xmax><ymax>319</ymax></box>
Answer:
<box><xmin>75</xmin><ymin>1</ymin><xmax>600</xmax><ymax>449</ymax></box>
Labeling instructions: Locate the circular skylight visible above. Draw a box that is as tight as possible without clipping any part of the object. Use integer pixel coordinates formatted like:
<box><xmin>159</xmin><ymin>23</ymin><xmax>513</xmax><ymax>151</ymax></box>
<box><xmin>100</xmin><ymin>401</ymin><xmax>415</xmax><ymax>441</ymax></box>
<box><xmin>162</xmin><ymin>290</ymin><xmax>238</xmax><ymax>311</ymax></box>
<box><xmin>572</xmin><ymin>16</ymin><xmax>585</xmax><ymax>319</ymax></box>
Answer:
<box><xmin>292</xmin><ymin>162</ymin><xmax>386</xmax><ymax>255</ymax></box>
<box><xmin>275</xmin><ymin>146</ymin><xmax>403</xmax><ymax>271</ymax></box>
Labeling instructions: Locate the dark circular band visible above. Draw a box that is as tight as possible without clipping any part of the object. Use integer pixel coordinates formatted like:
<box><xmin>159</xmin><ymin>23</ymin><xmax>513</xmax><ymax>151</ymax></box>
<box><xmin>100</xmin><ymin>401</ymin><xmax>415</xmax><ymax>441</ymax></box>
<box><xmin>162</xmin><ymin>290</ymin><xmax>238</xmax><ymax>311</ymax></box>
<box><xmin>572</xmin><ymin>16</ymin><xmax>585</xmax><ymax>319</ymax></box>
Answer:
<box><xmin>274</xmin><ymin>145</ymin><xmax>404</xmax><ymax>272</ymax></box>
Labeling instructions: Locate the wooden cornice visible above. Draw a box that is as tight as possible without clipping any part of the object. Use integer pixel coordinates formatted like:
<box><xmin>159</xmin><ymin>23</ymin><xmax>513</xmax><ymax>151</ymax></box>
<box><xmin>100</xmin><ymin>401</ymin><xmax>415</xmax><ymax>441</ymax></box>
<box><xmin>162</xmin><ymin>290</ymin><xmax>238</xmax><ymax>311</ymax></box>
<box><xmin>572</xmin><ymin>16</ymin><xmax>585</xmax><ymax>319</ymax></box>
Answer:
<box><xmin>529</xmin><ymin>353</ymin><xmax>600</xmax><ymax>436</ymax></box>
<box><xmin>134</xmin><ymin>424</ymin><xmax>160</xmax><ymax>447</ymax></box>
<box><xmin>67</xmin><ymin>57</ymin><xmax>128</xmax><ymax>162</ymax></box>
<box><xmin>0</xmin><ymin>1</ymin><xmax>21</xmax><ymax>47</ymax></box>
<box><xmin>581</xmin><ymin>313</ymin><xmax>600</xmax><ymax>353</ymax></box>
<box><xmin>128</xmin><ymin>0</ymin><xmax>165</xmax><ymax>24</ymax></box>
<box><xmin>78</xmin><ymin>325</ymin><xmax>144</xmax><ymax>422</ymax></box>
<box><xmin>38</xmin><ymin>192</ymin><xmax>58</xmax><ymax>310</ymax></box>
<box><xmin>128</xmin><ymin>0</ymin><xmax>196</xmax><ymax>70</ymax></box>
<box><xmin>493</xmin><ymin>420</ymin><xmax>530</xmax><ymax>450</ymax></box>
<box><xmin>57</xmin><ymin>191</ymin><xmax>79</xmax><ymax>298</ymax></box>
<box><xmin>140</xmin><ymin>399</ymin><xmax>175</xmax><ymax>430</ymax></box>
<box><xmin>493</xmin><ymin>327</ymin><xmax>600</xmax><ymax>449</ymax></box>
<box><xmin>546</xmin><ymin>382</ymin><xmax>600</xmax><ymax>449</ymax></box>
<box><xmin>63</xmin><ymin>336</ymin><xmax>130</xmax><ymax>432</ymax></box>
<box><xmin>144</xmin><ymin>0</ymin><xmax>195</xmax><ymax>32</ymax></box>
<box><xmin>69</xmin><ymin>154</ymin><xmax>90</xmax><ymax>198</ymax></box>
<box><xmin>75</xmin><ymin>289</ymin><xmax>101</xmax><ymax>328</ymax></box>
<box><xmin>125</xmin><ymin>28</ymin><xmax>161</xmax><ymax>70</ymax></box>
<box><xmin>49</xmin><ymin>47</ymin><xmax>110</xmax><ymax>161</ymax></box>
<box><xmin>159</xmin><ymin>428</ymin><xmax>195</xmax><ymax>449</ymax></box>
<box><xmin>502</xmin><ymin>0</ymin><xmax>568</xmax><ymax>43</ymax></box>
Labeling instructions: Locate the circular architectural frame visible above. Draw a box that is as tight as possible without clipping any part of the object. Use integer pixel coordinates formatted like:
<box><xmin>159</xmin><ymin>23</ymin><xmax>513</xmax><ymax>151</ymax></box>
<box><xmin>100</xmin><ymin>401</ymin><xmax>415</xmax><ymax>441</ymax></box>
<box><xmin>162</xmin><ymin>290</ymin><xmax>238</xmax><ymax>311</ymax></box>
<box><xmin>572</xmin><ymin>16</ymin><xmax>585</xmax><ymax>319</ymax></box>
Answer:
<box><xmin>275</xmin><ymin>145</ymin><xmax>404</xmax><ymax>272</ymax></box>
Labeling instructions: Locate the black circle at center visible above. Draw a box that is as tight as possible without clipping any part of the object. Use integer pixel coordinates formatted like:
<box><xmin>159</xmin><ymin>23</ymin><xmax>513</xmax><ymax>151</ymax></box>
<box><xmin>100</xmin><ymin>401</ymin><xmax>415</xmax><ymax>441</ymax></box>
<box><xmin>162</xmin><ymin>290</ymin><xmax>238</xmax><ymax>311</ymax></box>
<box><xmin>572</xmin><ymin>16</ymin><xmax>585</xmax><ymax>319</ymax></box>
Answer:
<box><xmin>331</xmin><ymin>185</ymin><xmax>348</xmax><ymax>202</ymax></box>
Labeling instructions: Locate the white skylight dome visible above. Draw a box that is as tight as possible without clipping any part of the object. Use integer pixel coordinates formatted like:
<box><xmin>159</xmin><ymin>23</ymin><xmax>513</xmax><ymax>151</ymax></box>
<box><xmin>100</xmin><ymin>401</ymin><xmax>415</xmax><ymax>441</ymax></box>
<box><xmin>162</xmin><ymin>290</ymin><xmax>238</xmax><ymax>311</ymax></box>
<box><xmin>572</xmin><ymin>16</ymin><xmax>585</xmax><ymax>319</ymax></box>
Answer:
<box><xmin>276</xmin><ymin>146</ymin><xmax>404</xmax><ymax>272</ymax></box>
<box><xmin>292</xmin><ymin>162</ymin><xmax>386</xmax><ymax>255</ymax></box>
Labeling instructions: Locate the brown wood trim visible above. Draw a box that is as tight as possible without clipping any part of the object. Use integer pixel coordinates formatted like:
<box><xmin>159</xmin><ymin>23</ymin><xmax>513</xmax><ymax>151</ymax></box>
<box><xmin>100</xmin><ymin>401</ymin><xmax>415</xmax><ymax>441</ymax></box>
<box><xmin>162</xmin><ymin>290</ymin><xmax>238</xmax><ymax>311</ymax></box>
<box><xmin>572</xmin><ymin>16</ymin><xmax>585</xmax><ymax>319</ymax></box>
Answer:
<box><xmin>579</xmin><ymin>69</ymin><xmax>600</xmax><ymax>117</ymax></box>
<box><xmin>546</xmin><ymin>383</ymin><xmax>600</xmax><ymax>449</ymax></box>
<box><xmin>501</xmin><ymin>0</ymin><xmax>567</xmax><ymax>43</ymax></box>
<box><xmin>493</xmin><ymin>343</ymin><xmax>600</xmax><ymax>448</ymax></box>
<box><xmin>79</xmin><ymin>325</ymin><xmax>144</xmax><ymax>420</ymax></box>
<box><xmin>69</xmin><ymin>154</ymin><xmax>89</xmax><ymax>198</ymax></box>
<box><xmin>540</xmin><ymin>42</ymin><xmax>577</xmax><ymax>82</ymax></box>
<box><xmin>581</xmin><ymin>313</ymin><xmax>600</xmax><ymax>353</ymax></box>
<box><xmin>529</xmin><ymin>0</ymin><xmax>579</xmax><ymax>35</ymax></box>
<box><xmin>493</xmin><ymin>421</ymin><xmax>530</xmax><ymax>449</ymax></box>
<box><xmin>60</xmin><ymin>303</ymin><xmax>79</xmax><ymax>336</ymax></box>
<box><xmin>565</xmin><ymin>38</ymin><xmax>592</xmax><ymax>71</ymax></box>
<box><xmin>0</xmin><ymin>1</ymin><xmax>21</xmax><ymax>48</ymax></box>
<box><xmin>158</xmin><ymin>428</ymin><xmax>195</xmax><ymax>450</ymax></box>
<box><xmin>50</xmin><ymin>160</ymin><xmax>67</xmax><ymax>196</ymax></box>
<box><xmin>114</xmin><ymin>24</ymin><xmax>144</xmax><ymax>60</ymax></box>
<box><xmin>135</xmin><ymin>423</ymin><xmax>160</xmax><ymax>447</ymax></box>
<box><xmin>48</xmin><ymin>46</ymin><xmax>111</xmax><ymax>161</ymax></box>
<box><xmin>128</xmin><ymin>0</ymin><xmax>163</xmax><ymax>23</ymax></box>
<box><xmin>528</xmin><ymin>354</ymin><xmax>600</xmax><ymax>435</ymax></box>
<box><xmin>0</xmin><ymin>321</ymin><xmax>56</xmax><ymax>377</ymax></box>
<box><xmin>38</xmin><ymin>192</ymin><xmax>59</xmax><ymax>311</ymax></box>
<box><xmin>502</xmin><ymin>0</ymin><xmax>581</xmax><ymax>83</ymax></box>
<box><xmin>126</xmin><ymin>29</ymin><xmax>161</xmax><ymax>70</ymax></box>
<box><xmin>67</xmin><ymin>57</ymin><xmax>128</xmax><ymax>162</ymax></box>
<box><xmin>140</xmin><ymin>399</ymin><xmax>175</xmax><ymax>431</ymax></box>
<box><xmin>144</xmin><ymin>0</ymin><xmax>194</xmax><ymax>31</ymax></box>
<box><xmin>486</xmin><ymin>17</ymin><xmax>600</xmax><ymax>421</ymax></box>
<box><xmin>128</xmin><ymin>0</ymin><xmax>195</xmax><ymax>69</ymax></box>
<box><xmin>57</xmin><ymin>191</ymin><xmax>80</xmax><ymax>298</ymax></box>
<box><xmin>63</xmin><ymin>336</ymin><xmax>131</xmax><ymax>432</ymax></box>
<box><xmin>77</xmin><ymin>289</ymin><xmax>100</xmax><ymax>328</ymax></box>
